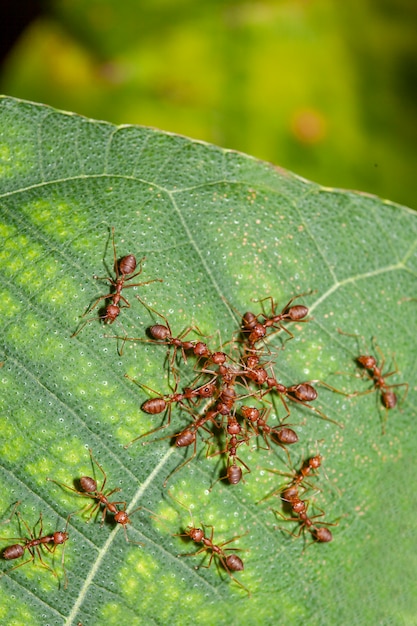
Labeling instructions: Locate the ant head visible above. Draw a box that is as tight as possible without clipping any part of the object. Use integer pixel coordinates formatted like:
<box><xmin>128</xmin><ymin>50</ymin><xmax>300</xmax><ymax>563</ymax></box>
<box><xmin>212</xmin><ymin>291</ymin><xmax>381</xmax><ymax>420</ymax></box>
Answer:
<box><xmin>104</xmin><ymin>304</ymin><xmax>120</xmax><ymax>323</ymax></box>
<box><xmin>54</xmin><ymin>531</ymin><xmax>69</xmax><ymax>545</ymax></box>
<box><xmin>227</xmin><ymin>420</ymin><xmax>241</xmax><ymax>436</ymax></box>
<box><xmin>114</xmin><ymin>510</ymin><xmax>130</xmax><ymax>526</ymax></box>
<box><xmin>188</xmin><ymin>526</ymin><xmax>204</xmax><ymax>542</ymax></box>
<box><xmin>211</xmin><ymin>351</ymin><xmax>227</xmax><ymax>365</ymax></box>
<box><xmin>199</xmin><ymin>382</ymin><xmax>216</xmax><ymax>398</ymax></box>
<box><xmin>194</xmin><ymin>342</ymin><xmax>210</xmax><ymax>357</ymax></box>
<box><xmin>240</xmin><ymin>406</ymin><xmax>259</xmax><ymax>422</ymax></box>
<box><xmin>357</xmin><ymin>355</ymin><xmax>376</xmax><ymax>369</ymax></box>
<box><xmin>309</xmin><ymin>455</ymin><xmax>322</xmax><ymax>469</ymax></box>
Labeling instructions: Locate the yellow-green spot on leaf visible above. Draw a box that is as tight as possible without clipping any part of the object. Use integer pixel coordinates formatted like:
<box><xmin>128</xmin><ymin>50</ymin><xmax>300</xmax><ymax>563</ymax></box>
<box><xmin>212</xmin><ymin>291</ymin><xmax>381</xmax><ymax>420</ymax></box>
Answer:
<box><xmin>28</xmin><ymin>199</ymin><xmax>89</xmax><ymax>239</ymax></box>
<box><xmin>0</xmin><ymin>142</ymin><xmax>29</xmax><ymax>177</ymax></box>
<box><xmin>0</xmin><ymin>291</ymin><xmax>22</xmax><ymax>320</ymax></box>
<box><xmin>0</xmin><ymin>222</ymin><xmax>17</xmax><ymax>238</ymax></box>
<box><xmin>1</xmin><ymin>234</ymin><xmax>32</xmax><ymax>274</ymax></box>
<box><xmin>123</xmin><ymin>547</ymin><xmax>159</xmax><ymax>580</ymax></box>
<box><xmin>0</xmin><ymin>421</ymin><xmax>26</xmax><ymax>462</ymax></box>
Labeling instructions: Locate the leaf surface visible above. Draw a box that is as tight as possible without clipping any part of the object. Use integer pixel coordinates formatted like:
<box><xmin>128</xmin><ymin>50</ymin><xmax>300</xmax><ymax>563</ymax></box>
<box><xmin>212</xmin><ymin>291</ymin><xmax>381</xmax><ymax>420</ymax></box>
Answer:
<box><xmin>0</xmin><ymin>96</ymin><xmax>416</xmax><ymax>626</ymax></box>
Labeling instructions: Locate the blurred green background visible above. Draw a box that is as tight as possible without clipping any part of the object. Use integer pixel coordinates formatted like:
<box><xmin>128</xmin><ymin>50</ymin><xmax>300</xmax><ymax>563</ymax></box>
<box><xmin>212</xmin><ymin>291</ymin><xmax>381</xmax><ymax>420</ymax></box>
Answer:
<box><xmin>1</xmin><ymin>0</ymin><xmax>416</xmax><ymax>208</ymax></box>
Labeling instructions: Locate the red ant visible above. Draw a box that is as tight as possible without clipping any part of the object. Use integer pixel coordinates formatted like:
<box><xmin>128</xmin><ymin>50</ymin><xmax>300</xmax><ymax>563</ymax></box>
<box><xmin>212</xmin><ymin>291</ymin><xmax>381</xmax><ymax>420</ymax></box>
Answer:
<box><xmin>124</xmin><ymin>375</ymin><xmax>217</xmax><ymax>446</ymax></box>
<box><xmin>238</xmin><ymin>354</ymin><xmax>270</xmax><ymax>386</ymax></box>
<box><xmin>0</xmin><ymin>503</ymin><xmax>71</xmax><ymax>587</ymax></box>
<box><xmin>161</xmin><ymin>409</ymin><xmax>222</xmax><ymax>487</ymax></box>
<box><xmin>337</xmin><ymin>331</ymin><xmax>408</xmax><ymax>433</ymax></box>
<box><xmin>273</xmin><ymin>494</ymin><xmax>335</xmax><ymax>544</ymax></box>
<box><xmin>47</xmin><ymin>450</ymin><xmax>142</xmax><ymax>543</ymax></box>
<box><xmin>240</xmin><ymin>405</ymin><xmax>299</xmax><ymax>454</ymax></box>
<box><xmin>242</xmin><ymin>293</ymin><xmax>311</xmax><ymax>345</ymax></box>
<box><xmin>259</xmin><ymin>453</ymin><xmax>323</xmax><ymax>504</ymax></box>
<box><xmin>111</xmin><ymin>297</ymin><xmax>229</xmax><ymax>368</ymax></box>
<box><xmin>108</xmin><ymin>296</ymin><xmax>204</xmax><ymax>364</ymax></box>
<box><xmin>262</xmin><ymin>370</ymin><xmax>343</xmax><ymax>428</ymax></box>
<box><xmin>208</xmin><ymin>416</ymin><xmax>251</xmax><ymax>487</ymax></box>
<box><xmin>72</xmin><ymin>227</ymin><xmax>161</xmax><ymax>337</ymax></box>
<box><xmin>171</xmin><ymin>495</ymin><xmax>249</xmax><ymax>595</ymax></box>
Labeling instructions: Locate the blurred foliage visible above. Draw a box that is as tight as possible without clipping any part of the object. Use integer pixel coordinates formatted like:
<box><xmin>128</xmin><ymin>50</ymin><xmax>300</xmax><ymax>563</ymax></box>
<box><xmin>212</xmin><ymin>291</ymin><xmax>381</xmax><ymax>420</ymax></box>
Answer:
<box><xmin>1</xmin><ymin>0</ymin><xmax>416</xmax><ymax>208</ymax></box>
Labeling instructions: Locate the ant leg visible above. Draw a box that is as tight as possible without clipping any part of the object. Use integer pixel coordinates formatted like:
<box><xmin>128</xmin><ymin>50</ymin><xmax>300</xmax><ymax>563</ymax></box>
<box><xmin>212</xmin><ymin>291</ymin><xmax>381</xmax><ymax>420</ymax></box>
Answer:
<box><xmin>163</xmin><ymin>439</ymin><xmax>198</xmax><ymax>488</ymax></box>
<box><xmin>87</xmin><ymin>448</ymin><xmax>108</xmax><ymax>492</ymax></box>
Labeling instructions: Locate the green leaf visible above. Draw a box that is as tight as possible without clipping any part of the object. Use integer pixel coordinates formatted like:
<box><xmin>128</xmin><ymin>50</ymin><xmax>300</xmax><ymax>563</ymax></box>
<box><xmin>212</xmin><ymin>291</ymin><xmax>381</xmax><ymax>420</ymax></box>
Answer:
<box><xmin>0</xmin><ymin>96</ymin><xmax>416</xmax><ymax>626</ymax></box>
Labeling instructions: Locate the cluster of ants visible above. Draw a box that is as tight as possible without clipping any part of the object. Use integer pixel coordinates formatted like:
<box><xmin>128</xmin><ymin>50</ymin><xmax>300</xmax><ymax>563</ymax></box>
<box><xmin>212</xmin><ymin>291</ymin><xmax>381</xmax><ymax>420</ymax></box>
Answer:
<box><xmin>0</xmin><ymin>229</ymin><xmax>408</xmax><ymax>596</ymax></box>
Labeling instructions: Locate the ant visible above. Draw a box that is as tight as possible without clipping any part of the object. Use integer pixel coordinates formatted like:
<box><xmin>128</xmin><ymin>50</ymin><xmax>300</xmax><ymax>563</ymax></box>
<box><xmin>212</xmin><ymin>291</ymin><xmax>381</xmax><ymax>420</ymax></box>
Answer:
<box><xmin>238</xmin><ymin>354</ymin><xmax>270</xmax><ymax>386</ymax></box>
<box><xmin>337</xmin><ymin>331</ymin><xmax>408</xmax><ymax>433</ymax></box>
<box><xmin>262</xmin><ymin>370</ymin><xmax>343</xmax><ymax>428</ymax></box>
<box><xmin>240</xmin><ymin>405</ymin><xmax>298</xmax><ymax>457</ymax></box>
<box><xmin>272</xmin><ymin>494</ymin><xmax>334</xmax><ymax>544</ymax></box>
<box><xmin>208</xmin><ymin>416</ymin><xmax>251</xmax><ymax>487</ymax></box>
<box><xmin>159</xmin><ymin>409</ymin><xmax>222</xmax><ymax>487</ymax></box>
<box><xmin>242</xmin><ymin>293</ymin><xmax>311</xmax><ymax>345</ymax></box>
<box><xmin>259</xmin><ymin>454</ymin><xmax>323</xmax><ymax>504</ymax></box>
<box><xmin>72</xmin><ymin>227</ymin><xmax>161</xmax><ymax>337</ymax></box>
<box><xmin>171</xmin><ymin>494</ymin><xmax>249</xmax><ymax>595</ymax></box>
<box><xmin>124</xmin><ymin>375</ymin><xmax>217</xmax><ymax>446</ymax></box>
<box><xmin>108</xmin><ymin>296</ymin><xmax>204</xmax><ymax>364</ymax></box>
<box><xmin>47</xmin><ymin>450</ymin><xmax>142</xmax><ymax>543</ymax></box>
<box><xmin>0</xmin><ymin>503</ymin><xmax>70</xmax><ymax>587</ymax></box>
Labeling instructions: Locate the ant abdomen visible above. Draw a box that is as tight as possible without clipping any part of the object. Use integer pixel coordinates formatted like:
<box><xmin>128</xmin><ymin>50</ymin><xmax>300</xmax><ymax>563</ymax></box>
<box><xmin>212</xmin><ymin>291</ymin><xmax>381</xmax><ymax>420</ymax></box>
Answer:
<box><xmin>242</xmin><ymin>312</ymin><xmax>257</xmax><ymax>330</ymax></box>
<box><xmin>225</xmin><ymin>554</ymin><xmax>244</xmax><ymax>571</ymax></box>
<box><xmin>382</xmin><ymin>390</ymin><xmax>397</xmax><ymax>409</ymax></box>
<box><xmin>284</xmin><ymin>305</ymin><xmax>309</xmax><ymax>321</ymax></box>
<box><xmin>312</xmin><ymin>527</ymin><xmax>333</xmax><ymax>543</ymax></box>
<box><xmin>149</xmin><ymin>325</ymin><xmax>171</xmax><ymax>340</ymax></box>
<box><xmin>273</xmin><ymin>428</ymin><xmax>298</xmax><ymax>445</ymax></box>
<box><xmin>289</xmin><ymin>383</ymin><xmax>318</xmax><ymax>402</ymax></box>
<box><xmin>3</xmin><ymin>544</ymin><xmax>25</xmax><ymax>560</ymax></box>
<box><xmin>79</xmin><ymin>476</ymin><xmax>97</xmax><ymax>493</ymax></box>
<box><xmin>142</xmin><ymin>398</ymin><xmax>167</xmax><ymax>414</ymax></box>
<box><xmin>176</xmin><ymin>430</ymin><xmax>196</xmax><ymax>447</ymax></box>
<box><xmin>281</xmin><ymin>485</ymin><xmax>299</xmax><ymax>502</ymax></box>
<box><xmin>118</xmin><ymin>254</ymin><xmax>137</xmax><ymax>276</ymax></box>
<box><xmin>228</xmin><ymin>465</ymin><xmax>243</xmax><ymax>485</ymax></box>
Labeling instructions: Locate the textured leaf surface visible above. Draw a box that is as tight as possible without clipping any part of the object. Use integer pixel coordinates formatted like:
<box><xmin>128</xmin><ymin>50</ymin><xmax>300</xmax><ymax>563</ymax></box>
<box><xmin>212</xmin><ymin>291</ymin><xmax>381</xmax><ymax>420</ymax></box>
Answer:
<box><xmin>0</xmin><ymin>96</ymin><xmax>416</xmax><ymax>626</ymax></box>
